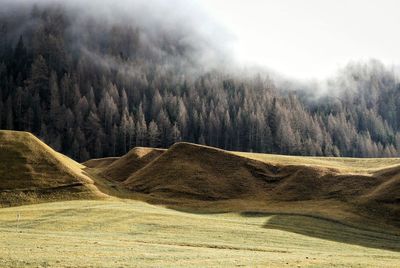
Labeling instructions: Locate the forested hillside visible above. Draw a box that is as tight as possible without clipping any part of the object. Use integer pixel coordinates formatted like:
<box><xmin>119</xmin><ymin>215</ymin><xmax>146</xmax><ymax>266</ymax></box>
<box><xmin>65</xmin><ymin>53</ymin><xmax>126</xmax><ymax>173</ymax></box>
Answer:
<box><xmin>1</xmin><ymin>3</ymin><xmax>400</xmax><ymax>161</ymax></box>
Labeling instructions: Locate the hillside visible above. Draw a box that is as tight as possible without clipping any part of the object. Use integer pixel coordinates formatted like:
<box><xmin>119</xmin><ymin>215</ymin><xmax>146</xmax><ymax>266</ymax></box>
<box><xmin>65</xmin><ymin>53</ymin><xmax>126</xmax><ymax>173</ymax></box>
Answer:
<box><xmin>123</xmin><ymin>142</ymin><xmax>279</xmax><ymax>200</ymax></box>
<box><xmin>83</xmin><ymin>157</ymin><xmax>120</xmax><ymax>170</ymax></box>
<box><xmin>2</xmin><ymin>3</ymin><xmax>400</xmax><ymax>162</ymax></box>
<box><xmin>100</xmin><ymin>147</ymin><xmax>166</xmax><ymax>182</ymax></box>
<box><xmin>0</xmin><ymin>130</ymin><xmax>106</xmax><ymax>206</ymax></box>
<box><xmin>235</xmin><ymin>151</ymin><xmax>400</xmax><ymax>174</ymax></box>
<box><xmin>1</xmin><ymin>130</ymin><xmax>399</xmax><ymax>230</ymax></box>
<box><xmin>121</xmin><ymin>142</ymin><xmax>400</xmax><ymax>229</ymax></box>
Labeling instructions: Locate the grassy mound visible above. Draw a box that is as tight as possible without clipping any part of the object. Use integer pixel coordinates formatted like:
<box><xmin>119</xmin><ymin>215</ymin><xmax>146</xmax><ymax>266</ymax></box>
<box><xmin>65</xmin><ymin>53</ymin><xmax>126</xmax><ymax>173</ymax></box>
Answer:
<box><xmin>122</xmin><ymin>142</ymin><xmax>400</xmax><ymax>229</ymax></box>
<box><xmin>99</xmin><ymin>147</ymin><xmax>165</xmax><ymax>182</ymax></box>
<box><xmin>123</xmin><ymin>142</ymin><xmax>275</xmax><ymax>200</ymax></box>
<box><xmin>123</xmin><ymin>142</ymin><xmax>363</xmax><ymax>201</ymax></box>
<box><xmin>0</xmin><ymin>130</ymin><xmax>105</xmax><ymax>206</ymax></box>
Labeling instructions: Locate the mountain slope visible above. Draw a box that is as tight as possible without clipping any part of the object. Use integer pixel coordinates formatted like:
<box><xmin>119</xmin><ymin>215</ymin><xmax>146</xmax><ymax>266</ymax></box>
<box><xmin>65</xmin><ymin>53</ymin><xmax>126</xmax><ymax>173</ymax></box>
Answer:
<box><xmin>0</xmin><ymin>130</ymin><xmax>106</xmax><ymax>206</ymax></box>
<box><xmin>2</xmin><ymin>4</ymin><xmax>400</xmax><ymax>162</ymax></box>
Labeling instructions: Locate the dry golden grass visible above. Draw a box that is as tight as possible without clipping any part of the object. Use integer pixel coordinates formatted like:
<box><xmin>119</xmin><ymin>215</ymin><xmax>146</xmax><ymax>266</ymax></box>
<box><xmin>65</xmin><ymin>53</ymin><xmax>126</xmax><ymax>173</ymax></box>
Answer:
<box><xmin>99</xmin><ymin>147</ymin><xmax>165</xmax><ymax>182</ymax></box>
<box><xmin>3</xmin><ymin>131</ymin><xmax>399</xmax><ymax>231</ymax></box>
<box><xmin>234</xmin><ymin>151</ymin><xmax>400</xmax><ymax>174</ymax></box>
<box><xmin>0</xmin><ymin>130</ymin><xmax>106</xmax><ymax>206</ymax></box>
<box><xmin>1</xmin><ymin>132</ymin><xmax>400</xmax><ymax>267</ymax></box>
<box><xmin>83</xmin><ymin>157</ymin><xmax>119</xmax><ymax>169</ymax></box>
<box><xmin>0</xmin><ymin>199</ymin><xmax>399</xmax><ymax>267</ymax></box>
<box><xmin>119</xmin><ymin>142</ymin><xmax>400</xmax><ymax>230</ymax></box>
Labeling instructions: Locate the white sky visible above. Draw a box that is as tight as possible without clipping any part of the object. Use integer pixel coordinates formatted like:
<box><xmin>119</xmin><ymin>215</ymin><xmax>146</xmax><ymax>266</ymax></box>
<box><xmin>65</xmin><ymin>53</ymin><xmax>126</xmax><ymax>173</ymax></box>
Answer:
<box><xmin>200</xmin><ymin>0</ymin><xmax>400</xmax><ymax>80</ymax></box>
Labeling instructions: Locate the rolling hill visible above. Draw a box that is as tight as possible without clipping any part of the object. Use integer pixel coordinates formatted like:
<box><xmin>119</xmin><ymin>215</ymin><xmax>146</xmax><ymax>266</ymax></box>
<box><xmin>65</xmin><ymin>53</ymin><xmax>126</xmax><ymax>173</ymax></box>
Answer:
<box><xmin>0</xmin><ymin>130</ymin><xmax>106</xmax><ymax>206</ymax></box>
<box><xmin>1</xmin><ymin>130</ymin><xmax>399</xmax><ymax>231</ymax></box>
<box><xmin>117</xmin><ymin>142</ymin><xmax>400</xmax><ymax>230</ymax></box>
<box><xmin>99</xmin><ymin>147</ymin><xmax>166</xmax><ymax>182</ymax></box>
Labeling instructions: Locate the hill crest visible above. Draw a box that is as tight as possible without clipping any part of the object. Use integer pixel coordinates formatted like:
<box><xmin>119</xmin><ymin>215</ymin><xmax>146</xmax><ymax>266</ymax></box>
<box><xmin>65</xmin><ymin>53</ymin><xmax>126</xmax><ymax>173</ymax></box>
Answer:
<box><xmin>100</xmin><ymin>147</ymin><xmax>166</xmax><ymax>182</ymax></box>
<box><xmin>0</xmin><ymin>130</ymin><xmax>106</xmax><ymax>206</ymax></box>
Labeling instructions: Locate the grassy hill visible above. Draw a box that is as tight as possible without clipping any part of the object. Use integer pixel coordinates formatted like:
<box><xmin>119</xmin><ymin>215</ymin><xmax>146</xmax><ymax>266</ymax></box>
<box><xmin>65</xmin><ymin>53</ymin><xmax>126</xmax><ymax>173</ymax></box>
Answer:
<box><xmin>99</xmin><ymin>147</ymin><xmax>165</xmax><ymax>182</ymax></box>
<box><xmin>116</xmin><ymin>142</ymin><xmax>400</xmax><ymax>230</ymax></box>
<box><xmin>123</xmin><ymin>142</ymin><xmax>270</xmax><ymax>200</ymax></box>
<box><xmin>2</xmin><ymin>130</ymin><xmax>399</xmax><ymax>231</ymax></box>
<box><xmin>1</xmin><ymin>131</ymin><xmax>400</xmax><ymax>266</ymax></box>
<box><xmin>0</xmin><ymin>130</ymin><xmax>106</xmax><ymax>206</ymax></box>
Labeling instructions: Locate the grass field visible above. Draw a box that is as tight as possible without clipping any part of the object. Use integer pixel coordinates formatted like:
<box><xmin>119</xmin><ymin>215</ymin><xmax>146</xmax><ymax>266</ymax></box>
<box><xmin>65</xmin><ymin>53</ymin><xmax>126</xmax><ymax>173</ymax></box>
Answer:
<box><xmin>234</xmin><ymin>151</ymin><xmax>400</xmax><ymax>174</ymax></box>
<box><xmin>0</xmin><ymin>199</ymin><xmax>399</xmax><ymax>268</ymax></box>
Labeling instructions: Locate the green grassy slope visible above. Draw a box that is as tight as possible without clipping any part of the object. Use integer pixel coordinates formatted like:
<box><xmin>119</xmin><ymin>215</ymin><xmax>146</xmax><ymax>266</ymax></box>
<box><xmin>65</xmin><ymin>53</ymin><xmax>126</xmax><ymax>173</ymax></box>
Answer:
<box><xmin>0</xmin><ymin>200</ymin><xmax>399</xmax><ymax>267</ymax></box>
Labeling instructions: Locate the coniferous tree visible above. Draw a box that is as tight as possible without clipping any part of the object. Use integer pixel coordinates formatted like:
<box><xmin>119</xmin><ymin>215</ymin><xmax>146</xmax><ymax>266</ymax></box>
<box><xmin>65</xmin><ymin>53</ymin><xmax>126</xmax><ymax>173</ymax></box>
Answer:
<box><xmin>29</xmin><ymin>55</ymin><xmax>49</xmax><ymax>105</ymax></box>
<box><xmin>148</xmin><ymin>120</ymin><xmax>160</xmax><ymax>147</ymax></box>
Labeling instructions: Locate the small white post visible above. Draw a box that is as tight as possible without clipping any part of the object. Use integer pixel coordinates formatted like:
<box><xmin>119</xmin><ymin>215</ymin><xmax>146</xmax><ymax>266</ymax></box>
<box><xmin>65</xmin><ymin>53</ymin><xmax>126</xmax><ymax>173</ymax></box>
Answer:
<box><xmin>16</xmin><ymin>212</ymin><xmax>20</xmax><ymax>232</ymax></box>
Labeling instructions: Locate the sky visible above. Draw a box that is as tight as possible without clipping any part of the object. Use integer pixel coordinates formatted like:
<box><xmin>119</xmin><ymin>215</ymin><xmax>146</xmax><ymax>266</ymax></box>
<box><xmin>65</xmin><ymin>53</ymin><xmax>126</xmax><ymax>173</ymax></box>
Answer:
<box><xmin>199</xmin><ymin>0</ymin><xmax>400</xmax><ymax>80</ymax></box>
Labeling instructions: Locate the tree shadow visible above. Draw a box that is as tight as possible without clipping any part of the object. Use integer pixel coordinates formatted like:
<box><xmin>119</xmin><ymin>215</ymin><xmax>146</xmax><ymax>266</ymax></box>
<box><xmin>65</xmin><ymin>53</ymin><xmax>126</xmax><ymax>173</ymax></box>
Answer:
<box><xmin>241</xmin><ymin>212</ymin><xmax>400</xmax><ymax>252</ymax></box>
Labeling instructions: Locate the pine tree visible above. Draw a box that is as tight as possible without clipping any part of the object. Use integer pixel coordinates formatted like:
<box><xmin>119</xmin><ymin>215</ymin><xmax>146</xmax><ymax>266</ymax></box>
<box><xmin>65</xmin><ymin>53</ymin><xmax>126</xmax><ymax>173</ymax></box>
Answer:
<box><xmin>29</xmin><ymin>55</ymin><xmax>49</xmax><ymax>105</ymax></box>
<box><xmin>118</xmin><ymin>109</ymin><xmax>129</xmax><ymax>154</ymax></box>
<box><xmin>136</xmin><ymin>104</ymin><xmax>147</xmax><ymax>146</ymax></box>
<box><xmin>170</xmin><ymin>122</ymin><xmax>181</xmax><ymax>144</ymax></box>
<box><xmin>0</xmin><ymin>97</ymin><xmax>3</xmax><ymax>129</ymax></box>
<box><xmin>148</xmin><ymin>120</ymin><xmax>160</xmax><ymax>147</ymax></box>
<box><xmin>12</xmin><ymin>36</ymin><xmax>28</xmax><ymax>82</ymax></box>
<box><xmin>5</xmin><ymin>96</ymin><xmax>13</xmax><ymax>130</ymax></box>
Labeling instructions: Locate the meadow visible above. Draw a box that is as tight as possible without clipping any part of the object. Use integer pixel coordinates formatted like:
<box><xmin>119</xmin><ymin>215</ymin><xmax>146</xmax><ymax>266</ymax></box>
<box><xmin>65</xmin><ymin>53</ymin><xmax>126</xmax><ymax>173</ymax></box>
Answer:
<box><xmin>234</xmin><ymin>151</ymin><xmax>400</xmax><ymax>174</ymax></box>
<box><xmin>0</xmin><ymin>199</ymin><xmax>399</xmax><ymax>267</ymax></box>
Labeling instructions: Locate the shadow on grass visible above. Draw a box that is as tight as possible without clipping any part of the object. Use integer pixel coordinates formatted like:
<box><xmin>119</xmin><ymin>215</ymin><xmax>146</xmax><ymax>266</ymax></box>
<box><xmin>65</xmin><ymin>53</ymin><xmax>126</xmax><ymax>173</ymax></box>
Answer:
<box><xmin>165</xmin><ymin>205</ymin><xmax>231</xmax><ymax>215</ymax></box>
<box><xmin>240</xmin><ymin>212</ymin><xmax>400</xmax><ymax>252</ymax></box>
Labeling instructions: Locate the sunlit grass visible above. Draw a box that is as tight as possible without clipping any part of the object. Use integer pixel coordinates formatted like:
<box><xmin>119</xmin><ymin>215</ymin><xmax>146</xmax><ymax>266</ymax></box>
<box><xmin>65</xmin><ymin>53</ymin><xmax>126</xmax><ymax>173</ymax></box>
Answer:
<box><xmin>234</xmin><ymin>151</ymin><xmax>400</xmax><ymax>174</ymax></box>
<box><xmin>0</xmin><ymin>200</ymin><xmax>399</xmax><ymax>267</ymax></box>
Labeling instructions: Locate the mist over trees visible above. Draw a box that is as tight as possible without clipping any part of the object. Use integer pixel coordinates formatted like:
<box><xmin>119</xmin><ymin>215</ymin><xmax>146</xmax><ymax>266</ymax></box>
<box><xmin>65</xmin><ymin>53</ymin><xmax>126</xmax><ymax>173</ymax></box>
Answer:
<box><xmin>1</xmin><ymin>3</ymin><xmax>400</xmax><ymax>161</ymax></box>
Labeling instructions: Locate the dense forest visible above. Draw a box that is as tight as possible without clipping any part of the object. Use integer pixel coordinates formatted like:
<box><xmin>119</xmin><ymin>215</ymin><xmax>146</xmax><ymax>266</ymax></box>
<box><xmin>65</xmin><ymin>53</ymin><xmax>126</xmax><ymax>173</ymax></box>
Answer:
<box><xmin>1</xmin><ymin>3</ymin><xmax>400</xmax><ymax>161</ymax></box>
